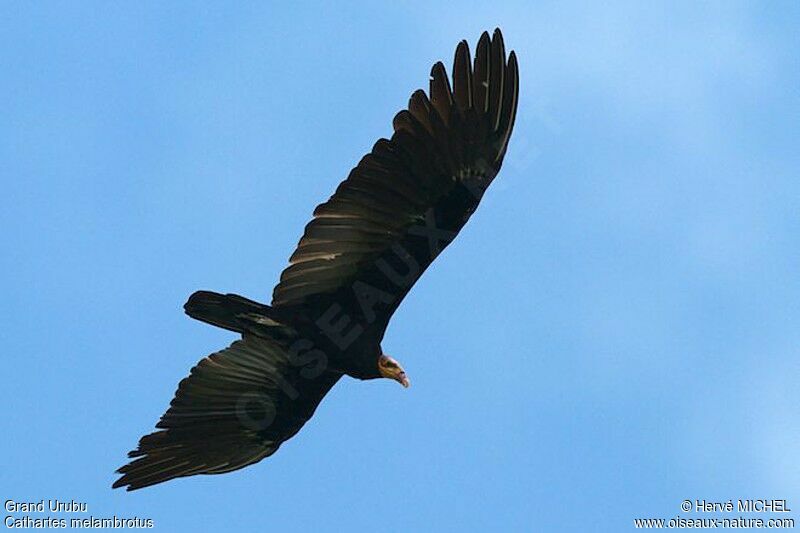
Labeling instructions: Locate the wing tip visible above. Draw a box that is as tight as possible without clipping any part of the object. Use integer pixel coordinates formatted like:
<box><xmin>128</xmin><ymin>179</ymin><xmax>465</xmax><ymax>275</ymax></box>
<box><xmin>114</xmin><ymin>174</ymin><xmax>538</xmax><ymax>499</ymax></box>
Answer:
<box><xmin>430</xmin><ymin>60</ymin><xmax>447</xmax><ymax>78</ymax></box>
<box><xmin>492</xmin><ymin>27</ymin><xmax>504</xmax><ymax>43</ymax></box>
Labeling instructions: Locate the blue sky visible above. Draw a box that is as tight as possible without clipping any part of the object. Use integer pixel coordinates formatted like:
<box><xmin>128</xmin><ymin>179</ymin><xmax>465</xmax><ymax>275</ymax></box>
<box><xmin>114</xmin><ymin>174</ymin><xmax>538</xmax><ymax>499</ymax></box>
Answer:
<box><xmin>2</xmin><ymin>1</ymin><xmax>799</xmax><ymax>531</ymax></box>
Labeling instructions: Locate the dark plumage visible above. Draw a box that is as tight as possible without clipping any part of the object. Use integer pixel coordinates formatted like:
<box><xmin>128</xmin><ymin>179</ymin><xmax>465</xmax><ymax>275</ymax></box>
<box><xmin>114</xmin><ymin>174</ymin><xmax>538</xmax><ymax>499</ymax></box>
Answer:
<box><xmin>114</xmin><ymin>28</ymin><xmax>519</xmax><ymax>491</ymax></box>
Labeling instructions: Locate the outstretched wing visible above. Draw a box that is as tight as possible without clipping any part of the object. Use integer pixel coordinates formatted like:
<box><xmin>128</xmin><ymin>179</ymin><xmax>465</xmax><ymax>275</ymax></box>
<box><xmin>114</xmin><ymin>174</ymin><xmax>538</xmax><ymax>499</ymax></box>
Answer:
<box><xmin>271</xmin><ymin>29</ymin><xmax>518</xmax><ymax>340</ymax></box>
<box><xmin>113</xmin><ymin>334</ymin><xmax>341</xmax><ymax>491</ymax></box>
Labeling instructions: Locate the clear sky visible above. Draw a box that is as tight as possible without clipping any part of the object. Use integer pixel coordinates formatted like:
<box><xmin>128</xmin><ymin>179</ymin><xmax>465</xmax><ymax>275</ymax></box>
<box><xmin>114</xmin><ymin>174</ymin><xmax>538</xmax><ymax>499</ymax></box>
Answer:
<box><xmin>2</xmin><ymin>1</ymin><xmax>799</xmax><ymax>531</ymax></box>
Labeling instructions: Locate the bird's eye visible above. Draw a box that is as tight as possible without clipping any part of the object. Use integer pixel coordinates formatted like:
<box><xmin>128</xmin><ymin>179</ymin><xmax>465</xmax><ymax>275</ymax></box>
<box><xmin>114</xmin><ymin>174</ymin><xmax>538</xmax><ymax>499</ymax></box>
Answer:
<box><xmin>383</xmin><ymin>360</ymin><xmax>397</xmax><ymax>369</ymax></box>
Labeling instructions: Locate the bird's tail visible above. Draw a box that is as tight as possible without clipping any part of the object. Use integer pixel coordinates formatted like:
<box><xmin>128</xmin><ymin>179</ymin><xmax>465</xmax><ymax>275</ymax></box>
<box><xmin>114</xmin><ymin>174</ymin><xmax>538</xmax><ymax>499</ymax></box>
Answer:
<box><xmin>184</xmin><ymin>291</ymin><xmax>293</xmax><ymax>337</ymax></box>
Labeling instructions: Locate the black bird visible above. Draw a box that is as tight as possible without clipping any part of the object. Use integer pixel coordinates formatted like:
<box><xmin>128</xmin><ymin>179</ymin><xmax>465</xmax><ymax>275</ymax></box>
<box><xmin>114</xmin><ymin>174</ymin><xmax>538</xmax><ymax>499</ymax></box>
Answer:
<box><xmin>114</xmin><ymin>29</ymin><xmax>519</xmax><ymax>491</ymax></box>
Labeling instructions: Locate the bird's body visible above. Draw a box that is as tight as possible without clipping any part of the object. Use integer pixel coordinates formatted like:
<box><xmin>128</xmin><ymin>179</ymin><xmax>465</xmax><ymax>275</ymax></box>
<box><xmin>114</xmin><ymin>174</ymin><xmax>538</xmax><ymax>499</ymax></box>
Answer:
<box><xmin>114</xmin><ymin>29</ymin><xmax>518</xmax><ymax>491</ymax></box>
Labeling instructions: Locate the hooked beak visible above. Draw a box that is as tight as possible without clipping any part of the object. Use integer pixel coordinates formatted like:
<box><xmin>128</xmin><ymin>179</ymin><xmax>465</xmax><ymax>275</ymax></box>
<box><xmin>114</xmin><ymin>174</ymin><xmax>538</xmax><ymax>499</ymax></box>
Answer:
<box><xmin>397</xmin><ymin>372</ymin><xmax>410</xmax><ymax>388</ymax></box>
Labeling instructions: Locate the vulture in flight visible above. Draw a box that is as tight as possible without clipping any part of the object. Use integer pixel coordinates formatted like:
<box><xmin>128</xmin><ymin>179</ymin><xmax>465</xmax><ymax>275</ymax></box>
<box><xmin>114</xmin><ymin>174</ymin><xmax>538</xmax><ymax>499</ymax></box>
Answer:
<box><xmin>114</xmin><ymin>29</ymin><xmax>518</xmax><ymax>491</ymax></box>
